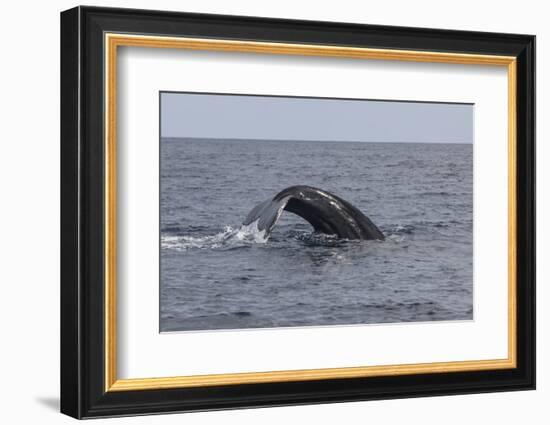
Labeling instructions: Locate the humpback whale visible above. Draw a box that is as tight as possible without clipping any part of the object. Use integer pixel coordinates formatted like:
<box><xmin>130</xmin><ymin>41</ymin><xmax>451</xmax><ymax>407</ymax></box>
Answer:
<box><xmin>243</xmin><ymin>185</ymin><xmax>384</xmax><ymax>241</ymax></box>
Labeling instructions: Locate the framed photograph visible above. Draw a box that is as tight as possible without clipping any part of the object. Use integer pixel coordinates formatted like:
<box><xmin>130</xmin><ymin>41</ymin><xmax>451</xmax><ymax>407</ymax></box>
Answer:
<box><xmin>60</xmin><ymin>6</ymin><xmax>535</xmax><ymax>419</ymax></box>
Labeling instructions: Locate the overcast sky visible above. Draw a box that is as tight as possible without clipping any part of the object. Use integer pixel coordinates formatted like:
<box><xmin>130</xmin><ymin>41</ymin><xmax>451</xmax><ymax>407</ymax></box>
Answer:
<box><xmin>160</xmin><ymin>92</ymin><xmax>473</xmax><ymax>144</ymax></box>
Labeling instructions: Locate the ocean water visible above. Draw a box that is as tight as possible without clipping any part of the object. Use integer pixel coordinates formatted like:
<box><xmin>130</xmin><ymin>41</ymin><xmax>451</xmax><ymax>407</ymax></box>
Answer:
<box><xmin>160</xmin><ymin>138</ymin><xmax>473</xmax><ymax>332</ymax></box>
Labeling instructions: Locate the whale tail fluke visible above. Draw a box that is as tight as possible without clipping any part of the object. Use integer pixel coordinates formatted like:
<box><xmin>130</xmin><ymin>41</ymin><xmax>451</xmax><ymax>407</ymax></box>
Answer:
<box><xmin>242</xmin><ymin>186</ymin><xmax>384</xmax><ymax>241</ymax></box>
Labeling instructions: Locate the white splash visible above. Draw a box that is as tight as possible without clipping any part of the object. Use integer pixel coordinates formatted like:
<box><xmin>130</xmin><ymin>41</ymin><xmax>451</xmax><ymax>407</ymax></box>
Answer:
<box><xmin>161</xmin><ymin>221</ymin><xmax>268</xmax><ymax>251</ymax></box>
<box><xmin>234</xmin><ymin>220</ymin><xmax>269</xmax><ymax>243</ymax></box>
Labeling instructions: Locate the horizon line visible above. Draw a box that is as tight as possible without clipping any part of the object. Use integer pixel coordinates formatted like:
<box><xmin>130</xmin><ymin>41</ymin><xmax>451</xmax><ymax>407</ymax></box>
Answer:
<box><xmin>161</xmin><ymin>136</ymin><xmax>473</xmax><ymax>145</ymax></box>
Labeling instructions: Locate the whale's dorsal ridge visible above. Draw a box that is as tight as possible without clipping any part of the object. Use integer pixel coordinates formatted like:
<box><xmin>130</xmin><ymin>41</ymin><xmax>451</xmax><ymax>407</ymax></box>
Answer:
<box><xmin>242</xmin><ymin>186</ymin><xmax>384</xmax><ymax>241</ymax></box>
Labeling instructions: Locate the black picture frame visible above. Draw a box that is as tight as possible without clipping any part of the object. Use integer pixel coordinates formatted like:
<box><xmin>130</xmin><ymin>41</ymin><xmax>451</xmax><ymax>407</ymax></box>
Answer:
<box><xmin>61</xmin><ymin>5</ymin><xmax>535</xmax><ymax>419</ymax></box>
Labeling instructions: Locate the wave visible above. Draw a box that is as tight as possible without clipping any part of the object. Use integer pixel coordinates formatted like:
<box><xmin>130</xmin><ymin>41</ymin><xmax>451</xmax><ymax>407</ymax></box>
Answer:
<box><xmin>161</xmin><ymin>216</ymin><xmax>467</xmax><ymax>251</ymax></box>
<box><xmin>291</xmin><ymin>231</ymin><xmax>351</xmax><ymax>247</ymax></box>
<box><xmin>161</xmin><ymin>221</ymin><xmax>268</xmax><ymax>251</ymax></box>
<box><xmin>161</xmin><ymin>219</ymin><xmax>470</xmax><ymax>251</ymax></box>
<box><xmin>162</xmin><ymin>222</ymin><xmax>391</xmax><ymax>251</ymax></box>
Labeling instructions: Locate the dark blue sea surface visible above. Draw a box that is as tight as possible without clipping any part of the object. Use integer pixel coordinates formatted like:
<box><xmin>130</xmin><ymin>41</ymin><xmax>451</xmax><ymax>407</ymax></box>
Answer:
<box><xmin>160</xmin><ymin>138</ymin><xmax>473</xmax><ymax>332</ymax></box>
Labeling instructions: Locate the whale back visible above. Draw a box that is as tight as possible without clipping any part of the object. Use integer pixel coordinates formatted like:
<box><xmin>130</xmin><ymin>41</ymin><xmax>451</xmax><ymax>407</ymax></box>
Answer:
<box><xmin>242</xmin><ymin>185</ymin><xmax>384</xmax><ymax>240</ymax></box>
